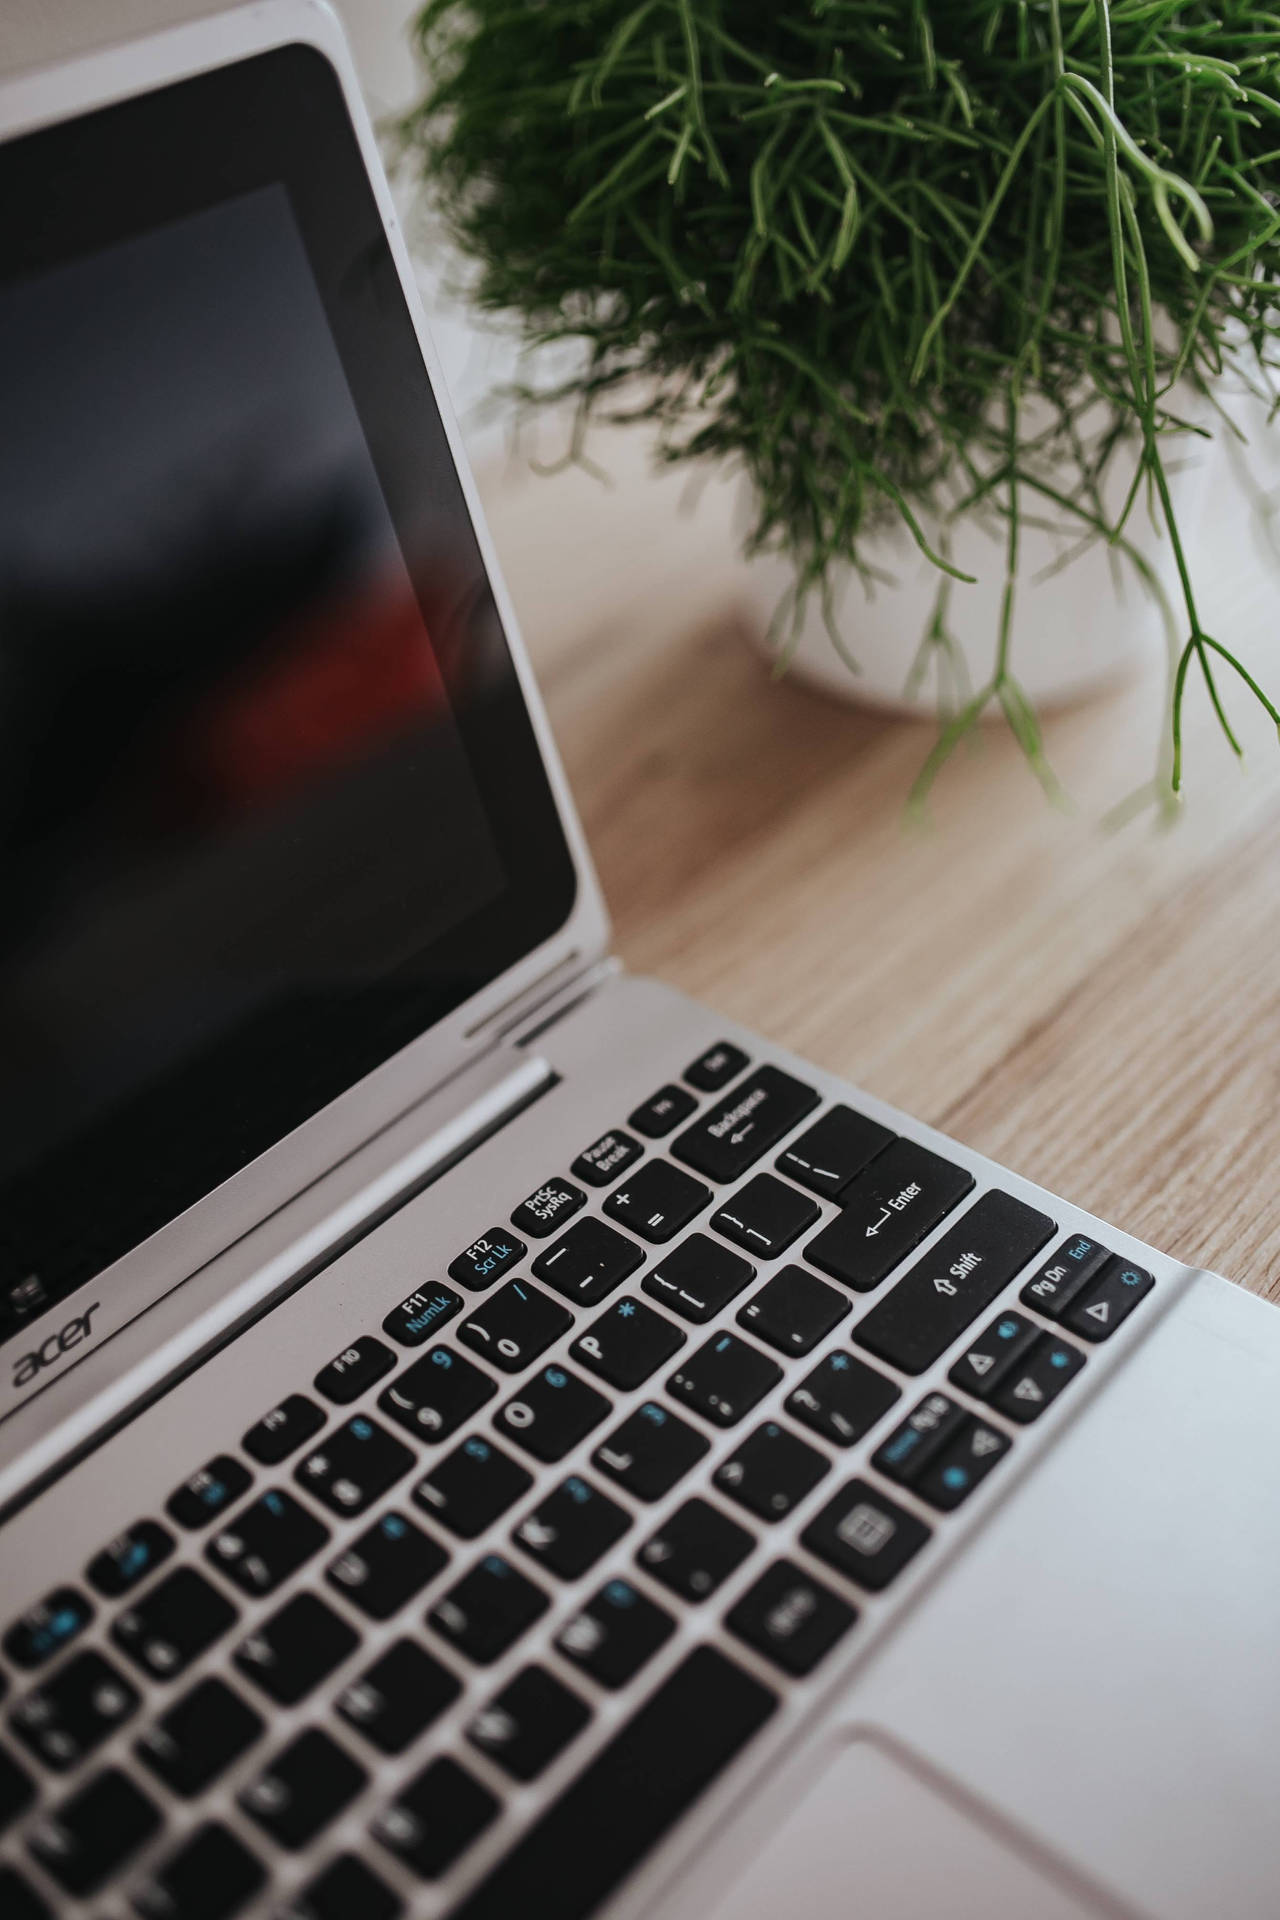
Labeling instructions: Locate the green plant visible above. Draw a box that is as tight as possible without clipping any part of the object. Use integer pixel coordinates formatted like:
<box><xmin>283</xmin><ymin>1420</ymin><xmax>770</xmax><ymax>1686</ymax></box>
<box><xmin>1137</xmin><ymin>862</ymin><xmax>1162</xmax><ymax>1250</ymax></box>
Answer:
<box><xmin>403</xmin><ymin>0</ymin><xmax>1280</xmax><ymax>804</ymax></box>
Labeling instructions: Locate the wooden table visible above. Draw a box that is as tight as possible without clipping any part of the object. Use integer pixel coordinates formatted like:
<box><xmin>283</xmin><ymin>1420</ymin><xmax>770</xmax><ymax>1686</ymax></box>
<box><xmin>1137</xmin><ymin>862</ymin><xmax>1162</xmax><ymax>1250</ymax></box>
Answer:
<box><xmin>478</xmin><ymin>417</ymin><xmax>1280</xmax><ymax>1305</ymax></box>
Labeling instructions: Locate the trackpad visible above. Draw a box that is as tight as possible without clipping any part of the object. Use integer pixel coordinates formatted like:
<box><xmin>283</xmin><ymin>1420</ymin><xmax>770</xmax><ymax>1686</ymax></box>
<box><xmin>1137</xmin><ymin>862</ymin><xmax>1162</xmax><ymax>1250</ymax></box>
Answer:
<box><xmin>701</xmin><ymin>1736</ymin><xmax>1109</xmax><ymax>1920</ymax></box>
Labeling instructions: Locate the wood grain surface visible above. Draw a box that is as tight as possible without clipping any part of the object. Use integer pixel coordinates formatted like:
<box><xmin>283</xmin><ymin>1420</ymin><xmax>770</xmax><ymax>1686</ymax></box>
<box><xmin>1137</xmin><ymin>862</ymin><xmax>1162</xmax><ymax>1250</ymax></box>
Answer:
<box><xmin>478</xmin><ymin>417</ymin><xmax>1280</xmax><ymax>1303</ymax></box>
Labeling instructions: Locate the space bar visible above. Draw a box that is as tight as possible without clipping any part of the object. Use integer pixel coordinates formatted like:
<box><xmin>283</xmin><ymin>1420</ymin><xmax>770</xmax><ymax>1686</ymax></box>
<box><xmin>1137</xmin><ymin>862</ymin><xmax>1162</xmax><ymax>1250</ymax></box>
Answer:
<box><xmin>449</xmin><ymin>1647</ymin><xmax>778</xmax><ymax>1920</ymax></box>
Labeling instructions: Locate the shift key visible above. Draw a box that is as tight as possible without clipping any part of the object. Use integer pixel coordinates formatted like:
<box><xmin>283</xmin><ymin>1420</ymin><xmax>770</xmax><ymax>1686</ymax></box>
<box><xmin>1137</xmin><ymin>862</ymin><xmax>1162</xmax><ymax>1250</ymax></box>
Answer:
<box><xmin>804</xmin><ymin>1140</ymin><xmax>975</xmax><ymax>1292</ymax></box>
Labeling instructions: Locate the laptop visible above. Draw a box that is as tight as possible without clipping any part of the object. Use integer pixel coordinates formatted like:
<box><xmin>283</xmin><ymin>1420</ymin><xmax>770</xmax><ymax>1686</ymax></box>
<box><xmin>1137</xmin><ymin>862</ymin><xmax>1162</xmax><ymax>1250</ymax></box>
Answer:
<box><xmin>1</xmin><ymin>5</ymin><xmax>1277</xmax><ymax>1917</ymax></box>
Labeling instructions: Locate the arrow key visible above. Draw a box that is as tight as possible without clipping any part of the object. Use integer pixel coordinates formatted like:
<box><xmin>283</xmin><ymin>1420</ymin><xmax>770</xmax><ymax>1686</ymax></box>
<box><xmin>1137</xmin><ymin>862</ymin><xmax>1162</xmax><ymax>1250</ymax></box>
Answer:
<box><xmin>948</xmin><ymin>1309</ymin><xmax>1040</xmax><ymax>1401</ymax></box>
<box><xmin>915</xmin><ymin>1417</ymin><xmax>1012</xmax><ymax>1511</ymax></box>
<box><xmin>991</xmin><ymin>1333</ymin><xmax>1086</xmax><ymax>1424</ymax></box>
<box><xmin>1063</xmin><ymin>1258</ymin><xmax>1154</xmax><ymax>1342</ymax></box>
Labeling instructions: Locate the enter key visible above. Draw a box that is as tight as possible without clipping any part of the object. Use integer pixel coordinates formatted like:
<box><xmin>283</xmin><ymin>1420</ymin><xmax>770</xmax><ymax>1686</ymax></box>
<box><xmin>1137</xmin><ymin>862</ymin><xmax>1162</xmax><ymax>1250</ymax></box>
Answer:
<box><xmin>804</xmin><ymin>1140</ymin><xmax>976</xmax><ymax>1292</ymax></box>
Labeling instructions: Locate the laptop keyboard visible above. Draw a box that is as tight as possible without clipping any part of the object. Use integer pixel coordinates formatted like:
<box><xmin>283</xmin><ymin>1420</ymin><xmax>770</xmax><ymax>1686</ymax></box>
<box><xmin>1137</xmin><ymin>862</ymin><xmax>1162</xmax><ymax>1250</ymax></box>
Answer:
<box><xmin>0</xmin><ymin>1043</ymin><xmax>1157</xmax><ymax>1920</ymax></box>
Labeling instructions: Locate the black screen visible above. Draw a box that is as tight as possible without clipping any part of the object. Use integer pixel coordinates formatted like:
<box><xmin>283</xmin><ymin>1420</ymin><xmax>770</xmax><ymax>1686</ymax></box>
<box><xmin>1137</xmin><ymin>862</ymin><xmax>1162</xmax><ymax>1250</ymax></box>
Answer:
<box><xmin>0</xmin><ymin>48</ymin><xmax>577</xmax><ymax>1336</ymax></box>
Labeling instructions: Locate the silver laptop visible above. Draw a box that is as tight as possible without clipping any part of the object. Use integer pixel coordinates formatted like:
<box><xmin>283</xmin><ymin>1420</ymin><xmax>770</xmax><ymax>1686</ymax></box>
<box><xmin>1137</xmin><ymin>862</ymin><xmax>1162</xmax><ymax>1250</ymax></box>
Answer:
<box><xmin>1</xmin><ymin>7</ymin><xmax>1276</xmax><ymax>1918</ymax></box>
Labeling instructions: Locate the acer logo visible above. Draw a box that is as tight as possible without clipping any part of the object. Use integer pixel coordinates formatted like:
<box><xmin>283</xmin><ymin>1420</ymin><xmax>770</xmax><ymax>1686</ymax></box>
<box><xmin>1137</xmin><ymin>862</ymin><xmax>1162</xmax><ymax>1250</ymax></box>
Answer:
<box><xmin>12</xmin><ymin>1304</ymin><xmax>101</xmax><ymax>1390</ymax></box>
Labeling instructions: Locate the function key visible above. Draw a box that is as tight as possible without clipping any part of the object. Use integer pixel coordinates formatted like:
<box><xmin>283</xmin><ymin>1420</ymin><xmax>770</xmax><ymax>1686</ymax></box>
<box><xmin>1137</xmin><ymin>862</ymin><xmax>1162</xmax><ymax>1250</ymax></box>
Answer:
<box><xmin>604</xmin><ymin>1160</ymin><xmax>712</xmax><ymax>1243</ymax></box>
<box><xmin>448</xmin><ymin>1227</ymin><xmax>527</xmax><ymax>1292</ymax></box>
<box><xmin>1063</xmin><ymin>1258</ymin><xmax>1155</xmax><ymax>1342</ymax></box>
<box><xmin>242</xmin><ymin>1393</ymin><xmax>326</xmax><ymax>1464</ymax></box>
<box><xmin>571</xmin><ymin>1129</ymin><xmax>643</xmax><ymax>1187</ymax></box>
<box><xmin>667</xmin><ymin>1331</ymin><xmax>782</xmax><ymax>1427</ymax></box>
<box><xmin>314</xmin><ymin>1335</ymin><xmax>396</xmax><ymax>1404</ymax></box>
<box><xmin>0</xmin><ymin>1743</ymin><xmax>35</xmax><ymax>1832</ymax></box>
<box><xmin>853</xmin><ymin>1190</ymin><xmax>1056</xmax><ymax>1372</ymax></box>
<box><xmin>592</xmin><ymin>1400</ymin><xmax>709</xmax><ymax>1501</ymax></box>
<box><xmin>642</xmin><ymin>1231</ymin><xmax>754</xmax><ymax>1322</ymax></box>
<box><xmin>948</xmin><ymin>1309</ymin><xmax>1040</xmax><ymax>1399</ymax></box>
<box><xmin>785</xmin><ymin>1351</ymin><xmax>901</xmax><ymax>1447</ymax></box>
<box><xmin>992</xmin><ymin>1333</ymin><xmax>1086</xmax><ymax>1423</ymax></box>
<box><xmin>532</xmin><ymin>1217</ymin><xmax>644</xmax><ymax>1306</ymax></box>
<box><xmin>240</xmin><ymin>1727</ymin><xmax>366</xmax><ymax>1850</ymax></box>
<box><xmin>0</xmin><ymin>1865</ymin><xmax>49</xmax><ymax>1920</ymax></box>
<box><xmin>1020</xmin><ymin>1233</ymin><xmax>1111</xmax><ymax>1318</ymax></box>
<box><xmin>207</xmin><ymin>1488</ymin><xmax>329</xmax><ymax>1596</ymax></box>
<box><xmin>85</xmin><ymin>1518</ymin><xmax>174</xmax><ymax>1598</ymax></box>
<box><xmin>776</xmin><ymin>1104</ymin><xmax>895</xmax><ymax>1200</ymax></box>
<box><xmin>672</xmin><ymin>1066</ymin><xmax>820</xmax><ymax>1184</ymax></box>
<box><xmin>337</xmin><ymin>1639</ymin><xmax>460</xmax><ymax>1756</ymax></box>
<box><xmin>726</xmin><ymin>1560</ymin><xmax>856</xmax><ymax>1676</ymax></box>
<box><xmin>685</xmin><ymin>1041</ymin><xmax>750</xmax><ymax>1092</ymax></box>
<box><xmin>132</xmin><ymin>1822</ymin><xmax>265</xmax><ymax>1920</ymax></box>
<box><xmin>915</xmin><ymin>1417</ymin><xmax>1011</xmax><ymax>1510</ymax></box>
<box><xmin>326</xmin><ymin>1509</ymin><xmax>448</xmax><ymax>1619</ymax></box>
<box><xmin>10</xmin><ymin>1650</ymin><xmax>139</xmax><ymax>1770</ymax></box>
<box><xmin>234</xmin><ymin>1592</ymin><xmax>358</xmax><ymax>1706</ymax></box>
<box><xmin>3</xmin><ymin>1586</ymin><xmax>93</xmax><ymax>1669</ymax></box>
<box><xmin>714</xmin><ymin>1421</ymin><xmax>830</xmax><ymax>1521</ymax></box>
<box><xmin>513</xmin><ymin>1475</ymin><xmax>631</xmax><ymax>1580</ymax></box>
<box><xmin>571</xmin><ymin>1295</ymin><xmax>686</xmax><ymax>1389</ymax></box>
<box><xmin>805</xmin><ymin>1140</ymin><xmax>977</xmax><ymax>1294</ymax></box>
<box><xmin>469</xmin><ymin>1664</ymin><xmax>592</xmax><ymax>1782</ymax></box>
<box><xmin>166</xmin><ymin>1454</ymin><xmax>253</xmax><ymax>1530</ymax></box>
<box><xmin>296</xmin><ymin>1415</ymin><xmax>415</xmax><ymax>1515</ymax></box>
<box><xmin>737</xmin><ymin>1265</ymin><xmax>849</xmax><ymax>1357</ymax></box>
<box><xmin>629</xmin><ymin>1084</ymin><xmax>698</xmax><ymax>1137</ymax></box>
<box><xmin>871</xmin><ymin>1392</ymin><xmax>966</xmax><ymax>1485</ymax></box>
<box><xmin>372</xmin><ymin>1755</ymin><xmax>498</xmax><ymax>1881</ymax></box>
<box><xmin>379</xmin><ymin>1346</ymin><xmax>496</xmax><ymax>1442</ymax></box>
<box><xmin>512</xmin><ymin>1177</ymin><xmax>586</xmax><ymax>1239</ymax></box>
<box><xmin>495</xmin><ymin>1365</ymin><xmax>611</xmax><ymax>1462</ymax></box>
<box><xmin>27</xmin><ymin>1765</ymin><xmax>160</xmax><ymax>1897</ymax></box>
<box><xmin>428</xmin><ymin>1554</ymin><xmax>549</xmax><ymax>1665</ymax></box>
<box><xmin>287</xmin><ymin>1854</ymin><xmax>404</xmax><ymax>1920</ymax></box>
<box><xmin>113</xmin><ymin>1567</ymin><xmax>237</xmax><ymax>1681</ymax></box>
<box><xmin>638</xmin><ymin>1497</ymin><xmax>754</xmax><ymax>1600</ymax></box>
<box><xmin>801</xmin><ymin>1478</ymin><xmax>932</xmax><ymax>1591</ymax></box>
<box><xmin>556</xmin><ymin>1578</ymin><xmax>675</xmax><ymax>1688</ymax></box>
<box><xmin>459</xmin><ymin>1278</ymin><xmax>572</xmax><ymax>1372</ymax></box>
<box><xmin>382</xmin><ymin>1284</ymin><xmax>462</xmax><ymax>1348</ymax></box>
<box><xmin>712</xmin><ymin>1174</ymin><xmax>820</xmax><ymax>1259</ymax></box>
<box><xmin>135</xmin><ymin>1675</ymin><xmax>263</xmax><ymax>1797</ymax></box>
<box><xmin>413</xmin><ymin>1435</ymin><xmax>533</xmax><ymax>1539</ymax></box>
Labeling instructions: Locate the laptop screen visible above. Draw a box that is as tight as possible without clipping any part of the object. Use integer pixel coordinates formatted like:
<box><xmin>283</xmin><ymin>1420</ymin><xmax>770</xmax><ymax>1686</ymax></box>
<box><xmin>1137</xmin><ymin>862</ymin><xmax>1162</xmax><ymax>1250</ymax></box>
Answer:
<box><xmin>0</xmin><ymin>46</ymin><xmax>577</xmax><ymax>1343</ymax></box>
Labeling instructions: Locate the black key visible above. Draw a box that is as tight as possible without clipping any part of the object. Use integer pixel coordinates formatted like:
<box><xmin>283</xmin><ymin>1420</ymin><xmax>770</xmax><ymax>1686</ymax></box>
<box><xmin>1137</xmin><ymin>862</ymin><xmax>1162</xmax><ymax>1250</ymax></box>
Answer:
<box><xmin>448</xmin><ymin>1648</ymin><xmax>776</xmax><ymax>1920</ymax></box>
<box><xmin>234</xmin><ymin>1593</ymin><xmax>358</xmax><ymax>1706</ymax></box>
<box><xmin>726</xmin><ymin>1560</ymin><xmax>856</xmax><ymax>1676</ymax></box>
<box><xmin>337</xmin><ymin>1638</ymin><xmax>460</xmax><ymax>1756</ymax></box>
<box><xmin>715</xmin><ymin>1420</ymin><xmax>830</xmax><ymax>1521</ymax></box>
<box><xmin>571</xmin><ymin>1129</ymin><xmax>643</xmax><ymax>1188</ymax></box>
<box><xmin>991</xmin><ymin>1332</ymin><xmax>1086</xmax><ymax>1421</ymax></box>
<box><xmin>428</xmin><ymin>1553</ymin><xmax>549</xmax><ymax>1664</ymax></box>
<box><xmin>135</xmin><ymin>1677</ymin><xmax>263</xmax><ymax>1797</ymax></box>
<box><xmin>132</xmin><ymin>1822</ymin><xmax>265</xmax><ymax>1920</ymax></box>
<box><xmin>1020</xmin><ymin>1233</ymin><xmax>1112</xmax><ymax>1318</ymax></box>
<box><xmin>165</xmin><ymin>1454</ymin><xmax>253</xmax><ymax>1531</ymax></box>
<box><xmin>448</xmin><ymin>1227</ymin><xmax>526</xmax><ymax>1291</ymax></box>
<box><xmin>382</xmin><ymin>1283</ymin><xmax>463</xmax><ymax>1347</ymax></box>
<box><xmin>3</xmin><ymin>1586</ymin><xmax>93</xmax><ymax>1669</ymax></box>
<box><xmin>240</xmin><ymin>1729</ymin><xmax>366</xmax><ymax>1850</ymax></box>
<box><xmin>1063</xmin><ymin>1257</ymin><xmax>1155</xmax><ymax>1342</ymax></box>
<box><xmin>593</xmin><ymin>1400</ymin><xmax>710</xmax><ymax>1500</ymax></box>
<box><xmin>637</xmin><ymin>1496</ymin><xmax>754</xmax><ymax>1600</ymax></box>
<box><xmin>737</xmin><ymin>1265</ymin><xmax>848</xmax><ymax>1357</ymax></box>
<box><xmin>605</xmin><ymin>1160</ymin><xmax>712</xmax><ymax>1243</ymax></box>
<box><xmin>685</xmin><ymin>1041</ymin><xmax>750</xmax><ymax>1092</ymax></box>
<box><xmin>915</xmin><ymin>1416</ymin><xmax>1012</xmax><ymax>1510</ymax></box>
<box><xmin>207</xmin><ymin>1488</ymin><xmax>329</xmax><ymax>1596</ymax></box>
<box><xmin>114</xmin><ymin>1567</ymin><xmax>238</xmax><ymax>1681</ymax></box>
<box><xmin>468</xmin><ymin>1664</ymin><xmax>591</xmax><ymax>1782</ymax></box>
<box><xmin>458</xmin><ymin>1279</ymin><xmax>572</xmax><ymax>1373</ymax></box>
<box><xmin>28</xmin><ymin>1766</ymin><xmax>160</xmax><ymax>1897</ymax></box>
<box><xmin>10</xmin><ymin>1650</ymin><xmax>139</xmax><ymax>1770</ymax></box>
<box><xmin>571</xmin><ymin>1295</ymin><xmax>685</xmax><ymax>1389</ymax></box>
<box><xmin>0</xmin><ymin>1866</ymin><xmax>50</xmax><ymax>1920</ymax></box>
<box><xmin>326</xmin><ymin>1509</ymin><xmax>448</xmax><ymax>1618</ymax></box>
<box><xmin>286</xmin><ymin>1855</ymin><xmax>403</xmax><ymax>1920</ymax></box>
<box><xmin>296</xmin><ymin>1414</ymin><xmax>415</xmax><ymax>1515</ymax></box>
<box><xmin>532</xmin><ymin>1216</ymin><xmax>644</xmax><ymax>1306</ymax></box>
<box><xmin>0</xmin><ymin>1741</ymin><xmax>35</xmax><ymax>1831</ymax></box>
<box><xmin>672</xmin><ymin>1065</ymin><xmax>819</xmax><ymax>1184</ymax></box>
<box><xmin>948</xmin><ymin>1308</ymin><xmax>1040</xmax><ymax>1399</ymax></box>
<box><xmin>871</xmin><ymin>1391</ymin><xmax>967</xmax><ymax>1485</ymax></box>
<box><xmin>642</xmin><ymin>1232</ymin><xmax>754</xmax><ymax>1322</ymax></box>
<box><xmin>712</xmin><ymin>1174</ymin><xmax>820</xmax><ymax>1259</ymax></box>
<box><xmin>776</xmin><ymin>1104</ymin><xmax>895</xmax><ymax>1201</ymax></box>
<box><xmin>628</xmin><ymin>1084</ymin><xmax>697</xmax><ymax>1137</ymax></box>
<box><xmin>495</xmin><ymin>1364</ymin><xmax>611</xmax><ymax>1462</ymax></box>
<box><xmin>413</xmin><ymin>1434</ymin><xmax>533</xmax><ymax>1539</ymax></box>
<box><xmin>801</xmin><ymin>1478</ymin><xmax>932</xmax><ymax>1592</ymax></box>
<box><xmin>314</xmin><ymin>1335</ymin><xmax>396</xmax><ymax>1404</ymax></box>
<box><xmin>511</xmin><ymin>1176</ymin><xmax>586</xmax><ymax>1239</ymax></box>
<box><xmin>555</xmin><ymin>1578</ymin><xmax>674</xmax><ymax>1688</ymax></box>
<box><xmin>85</xmin><ymin>1519</ymin><xmax>175</xmax><ymax>1598</ymax></box>
<box><xmin>379</xmin><ymin>1346</ymin><xmax>496</xmax><ymax>1440</ymax></box>
<box><xmin>372</xmin><ymin>1756</ymin><xmax>498</xmax><ymax>1880</ymax></box>
<box><xmin>242</xmin><ymin>1393</ymin><xmax>326</xmax><ymax>1465</ymax></box>
<box><xmin>804</xmin><ymin>1140</ymin><xmax>976</xmax><ymax>1293</ymax></box>
<box><xmin>667</xmin><ymin>1331</ymin><xmax>782</xmax><ymax>1427</ymax></box>
<box><xmin>513</xmin><ymin>1474</ymin><xmax>630</xmax><ymax>1579</ymax></box>
<box><xmin>785</xmin><ymin>1350</ymin><xmax>901</xmax><ymax>1447</ymax></box>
